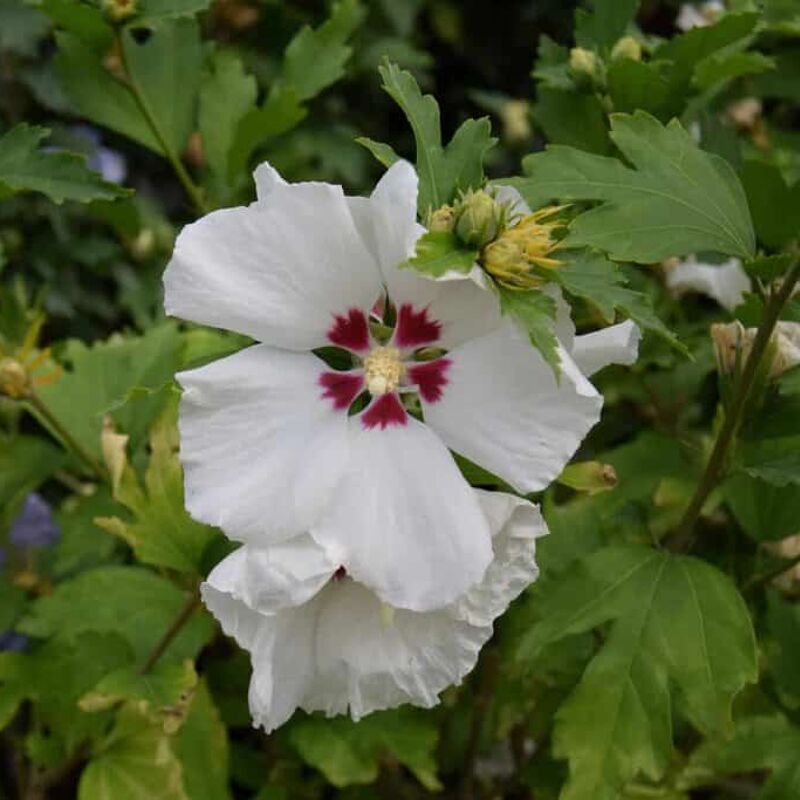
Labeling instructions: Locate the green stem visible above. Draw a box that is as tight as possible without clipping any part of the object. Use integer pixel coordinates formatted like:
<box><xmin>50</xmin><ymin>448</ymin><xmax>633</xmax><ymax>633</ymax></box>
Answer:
<box><xmin>745</xmin><ymin>551</ymin><xmax>800</xmax><ymax>594</ymax></box>
<box><xmin>115</xmin><ymin>32</ymin><xmax>209</xmax><ymax>216</ymax></box>
<box><xmin>138</xmin><ymin>590</ymin><xmax>201</xmax><ymax>675</ymax></box>
<box><xmin>669</xmin><ymin>257</ymin><xmax>800</xmax><ymax>551</ymax></box>
<box><xmin>25</xmin><ymin>390</ymin><xmax>107</xmax><ymax>482</ymax></box>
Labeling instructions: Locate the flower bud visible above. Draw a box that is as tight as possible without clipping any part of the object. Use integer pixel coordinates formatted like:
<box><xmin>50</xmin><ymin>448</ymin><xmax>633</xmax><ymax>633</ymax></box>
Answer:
<box><xmin>500</xmin><ymin>99</ymin><xmax>532</xmax><ymax>144</ymax></box>
<box><xmin>711</xmin><ymin>320</ymin><xmax>800</xmax><ymax>381</ymax></box>
<box><xmin>101</xmin><ymin>0</ymin><xmax>137</xmax><ymax>22</ymax></box>
<box><xmin>610</xmin><ymin>36</ymin><xmax>642</xmax><ymax>62</ymax></box>
<box><xmin>0</xmin><ymin>357</ymin><xmax>29</xmax><ymax>399</ymax></box>
<box><xmin>482</xmin><ymin>238</ymin><xmax>528</xmax><ymax>285</ymax></box>
<box><xmin>569</xmin><ymin>47</ymin><xmax>605</xmax><ymax>87</ymax></box>
<box><xmin>428</xmin><ymin>205</ymin><xmax>456</xmax><ymax>233</ymax></box>
<box><xmin>454</xmin><ymin>190</ymin><xmax>502</xmax><ymax>248</ymax></box>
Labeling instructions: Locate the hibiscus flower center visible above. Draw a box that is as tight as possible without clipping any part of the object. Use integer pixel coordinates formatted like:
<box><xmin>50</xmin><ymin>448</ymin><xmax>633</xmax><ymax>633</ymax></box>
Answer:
<box><xmin>363</xmin><ymin>346</ymin><xmax>405</xmax><ymax>395</ymax></box>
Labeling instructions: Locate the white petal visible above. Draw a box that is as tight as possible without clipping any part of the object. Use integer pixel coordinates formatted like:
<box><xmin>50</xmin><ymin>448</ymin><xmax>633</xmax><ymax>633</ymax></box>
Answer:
<box><xmin>203</xmin><ymin>535</ymin><xmax>338</xmax><ymax>614</ymax></box>
<box><xmin>423</xmin><ymin>322</ymin><xmax>603</xmax><ymax>493</ymax></box>
<box><xmin>350</xmin><ymin>162</ymin><xmax>503</xmax><ymax>348</ymax></box>
<box><xmin>201</xmin><ymin>547</ymin><xmax>324</xmax><ymax>733</ymax></box>
<box><xmin>492</xmin><ymin>183</ymin><xmax>531</xmax><ymax>218</ymax></box>
<box><xmin>309</xmin><ymin>579</ymin><xmax>490</xmax><ymax>720</ymax></box>
<box><xmin>201</xmin><ymin>489</ymin><xmax>548</xmax><ymax>728</ymax></box>
<box><xmin>252</xmin><ymin>160</ymin><xmax>287</xmax><ymax>201</ymax></box>
<box><xmin>164</xmin><ymin>181</ymin><xmax>382</xmax><ymax>349</ymax></box>
<box><xmin>177</xmin><ymin>345</ymin><xmax>351</xmax><ymax>542</ymax></box>
<box><xmin>456</xmin><ymin>491</ymin><xmax>547</xmax><ymax>627</ymax></box>
<box><xmin>666</xmin><ymin>256</ymin><xmax>751</xmax><ymax>312</ymax></box>
<box><xmin>571</xmin><ymin>319</ymin><xmax>641</xmax><ymax>377</ymax></box>
<box><xmin>347</xmin><ymin>161</ymin><xmax>423</xmax><ymax>284</ymax></box>
<box><xmin>311</xmin><ymin>415</ymin><xmax>492</xmax><ymax>611</ymax></box>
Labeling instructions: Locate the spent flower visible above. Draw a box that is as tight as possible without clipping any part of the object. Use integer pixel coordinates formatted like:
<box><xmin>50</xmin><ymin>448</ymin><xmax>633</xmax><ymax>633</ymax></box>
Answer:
<box><xmin>201</xmin><ymin>491</ymin><xmax>546</xmax><ymax>731</ymax></box>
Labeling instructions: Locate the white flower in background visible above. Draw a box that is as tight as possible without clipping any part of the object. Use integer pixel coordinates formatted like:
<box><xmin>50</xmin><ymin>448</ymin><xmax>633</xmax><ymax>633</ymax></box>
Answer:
<box><xmin>665</xmin><ymin>256</ymin><xmax>751</xmax><ymax>311</ymax></box>
<box><xmin>676</xmin><ymin>1</ymin><xmax>725</xmax><ymax>31</ymax></box>
<box><xmin>201</xmin><ymin>491</ymin><xmax>546</xmax><ymax>732</ymax></box>
<box><xmin>164</xmin><ymin>161</ymin><xmax>605</xmax><ymax>611</ymax></box>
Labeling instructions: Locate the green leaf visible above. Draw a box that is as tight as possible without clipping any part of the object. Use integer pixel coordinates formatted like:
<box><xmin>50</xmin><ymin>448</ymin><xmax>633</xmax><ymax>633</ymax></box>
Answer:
<box><xmin>551</xmin><ymin>251</ymin><xmax>683</xmax><ymax>351</ymax></box>
<box><xmin>533</xmin><ymin>88</ymin><xmax>610</xmax><ymax>154</ymax></box>
<box><xmin>95</xmin><ymin>403</ymin><xmax>219</xmax><ymax>574</ymax></box>
<box><xmin>684</xmin><ymin>715</ymin><xmax>800</xmax><ymax>800</ymax></box>
<box><xmin>765</xmin><ymin>593</ymin><xmax>800</xmax><ymax>711</ymax></box>
<box><xmin>290</xmin><ymin>708</ymin><xmax>441</xmax><ymax>790</ymax></box>
<box><xmin>498</xmin><ymin>288</ymin><xmax>561</xmax><ymax>377</ymax></box>
<box><xmin>0</xmin><ymin>652</ymin><xmax>28</xmax><ymax>730</ymax></box>
<box><xmin>746</xmin><ymin>254</ymin><xmax>794</xmax><ymax>282</ymax></box>
<box><xmin>0</xmin><ymin>0</ymin><xmax>50</xmax><ymax>57</ymax></box>
<box><xmin>693</xmin><ymin>50</ymin><xmax>775</xmax><ymax>92</ymax></box>
<box><xmin>28</xmin><ymin>633</ymin><xmax>135</xmax><ymax>748</ymax></box>
<box><xmin>226</xmin><ymin>0</ymin><xmax>362</xmax><ymax>178</ymax></box>
<box><xmin>80</xmin><ymin>661</ymin><xmax>197</xmax><ymax>717</ymax></box>
<box><xmin>137</xmin><ymin>0</ymin><xmax>211</xmax><ymax>23</ymax></box>
<box><xmin>403</xmin><ymin>230</ymin><xmax>477</xmax><ymax>278</ymax></box>
<box><xmin>174</xmin><ymin>681</ymin><xmax>232</xmax><ymax>800</ymax></box>
<box><xmin>51</xmin><ymin>488</ymin><xmax>119</xmax><ymax>580</ymax></box>
<box><xmin>199</xmin><ymin>50</ymin><xmax>257</xmax><ymax>186</ymax></box>
<box><xmin>280</xmin><ymin>0</ymin><xmax>364</xmax><ymax>103</ymax></box>
<box><xmin>229</xmin><ymin>85</ymin><xmax>306</xmax><ymax>179</ymax></box>
<box><xmin>514</xmin><ymin>111</ymin><xmax>756</xmax><ymax>262</ymax></box>
<box><xmin>606</xmin><ymin>59</ymin><xmax>673</xmax><ymax>119</ymax></box>
<box><xmin>532</xmin><ymin>35</ymin><xmax>573</xmax><ymax>91</ymax></box>
<box><xmin>19</xmin><ymin>566</ymin><xmax>213</xmax><ymax>664</ymax></box>
<box><xmin>724</xmin><ymin>472</ymin><xmax>800</xmax><ymax>541</ymax></box>
<box><xmin>740</xmin><ymin>160</ymin><xmax>800</xmax><ymax>251</ymax></box>
<box><xmin>55</xmin><ymin>33</ymin><xmax>159</xmax><ymax>152</ymax></box>
<box><xmin>355</xmin><ymin>136</ymin><xmax>400</xmax><ymax>168</ymax></box>
<box><xmin>378</xmin><ymin>60</ymin><xmax>496</xmax><ymax>214</ymax></box>
<box><xmin>574</xmin><ymin>0</ymin><xmax>640</xmax><ymax>52</ymax></box>
<box><xmin>120</xmin><ymin>18</ymin><xmax>202</xmax><ymax>155</ymax></box>
<box><xmin>519</xmin><ymin>546</ymin><xmax>757</xmax><ymax>800</ymax></box>
<box><xmin>654</xmin><ymin>12</ymin><xmax>760</xmax><ymax>104</ymax></box>
<box><xmin>0</xmin><ymin>124</ymin><xmax>128</xmax><ymax>203</ymax></box>
<box><xmin>739</xmin><ymin>436</ymin><xmax>800</xmax><ymax>487</ymax></box>
<box><xmin>35</xmin><ymin>0</ymin><xmax>112</xmax><ymax>51</ymax></box>
<box><xmin>35</xmin><ymin>324</ymin><xmax>181</xmax><ymax>461</ymax></box>
<box><xmin>0</xmin><ymin>434</ymin><xmax>65</xmax><ymax>508</ymax></box>
<box><xmin>79</xmin><ymin>706</ymin><xmax>188</xmax><ymax>800</ymax></box>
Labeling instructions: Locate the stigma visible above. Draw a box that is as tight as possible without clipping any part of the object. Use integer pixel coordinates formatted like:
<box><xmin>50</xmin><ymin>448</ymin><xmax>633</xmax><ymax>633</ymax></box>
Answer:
<box><xmin>363</xmin><ymin>346</ymin><xmax>405</xmax><ymax>395</ymax></box>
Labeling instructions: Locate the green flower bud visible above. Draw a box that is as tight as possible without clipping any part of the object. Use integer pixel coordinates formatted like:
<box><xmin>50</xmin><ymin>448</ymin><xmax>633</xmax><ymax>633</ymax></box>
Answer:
<box><xmin>454</xmin><ymin>190</ymin><xmax>501</xmax><ymax>248</ymax></box>
<box><xmin>569</xmin><ymin>47</ymin><xmax>605</xmax><ymax>88</ymax></box>
<box><xmin>428</xmin><ymin>205</ymin><xmax>456</xmax><ymax>233</ymax></box>
<box><xmin>610</xmin><ymin>36</ymin><xmax>642</xmax><ymax>62</ymax></box>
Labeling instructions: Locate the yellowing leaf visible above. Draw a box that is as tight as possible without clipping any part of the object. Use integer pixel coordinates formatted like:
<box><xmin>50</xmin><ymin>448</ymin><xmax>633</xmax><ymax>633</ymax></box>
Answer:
<box><xmin>95</xmin><ymin>402</ymin><xmax>218</xmax><ymax>575</ymax></box>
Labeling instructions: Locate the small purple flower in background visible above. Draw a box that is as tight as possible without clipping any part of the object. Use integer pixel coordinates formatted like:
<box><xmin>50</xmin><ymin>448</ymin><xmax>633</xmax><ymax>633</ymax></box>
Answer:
<box><xmin>0</xmin><ymin>632</ymin><xmax>28</xmax><ymax>652</ymax></box>
<box><xmin>72</xmin><ymin>124</ymin><xmax>127</xmax><ymax>184</ymax></box>
<box><xmin>9</xmin><ymin>493</ymin><xmax>60</xmax><ymax>550</ymax></box>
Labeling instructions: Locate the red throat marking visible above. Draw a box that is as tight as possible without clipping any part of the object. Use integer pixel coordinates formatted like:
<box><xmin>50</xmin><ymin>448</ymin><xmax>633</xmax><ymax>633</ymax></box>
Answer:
<box><xmin>361</xmin><ymin>393</ymin><xmax>407</xmax><ymax>429</ymax></box>
<box><xmin>319</xmin><ymin>372</ymin><xmax>363</xmax><ymax>410</ymax></box>
<box><xmin>328</xmin><ymin>308</ymin><xmax>369</xmax><ymax>352</ymax></box>
<box><xmin>394</xmin><ymin>304</ymin><xmax>442</xmax><ymax>348</ymax></box>
<box><xmin>407</xmin><ymin>358</ymin><xmax>452</xmax><ymax>403</ymax></box>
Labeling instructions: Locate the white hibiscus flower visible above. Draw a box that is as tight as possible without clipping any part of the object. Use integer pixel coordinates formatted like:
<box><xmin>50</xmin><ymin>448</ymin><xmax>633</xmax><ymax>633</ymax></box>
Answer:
<box><xmin>676</xmin><ymin>1</ymin><xmax>725</xmax><ymax>31</ymax></box>
<box><xmin>665</xmin><ymin>256</ymin><xmax>751</xmax><ymax>311</ymax></box>
<box><xmin>201</xmin><ymin>490</ymin><xmax>546</xmax><ymax>732</ymax></box>
<box><xmin>164</xmin><ymin>161</ymin><xmax>602</xmax><ymax>611</ymax></box>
